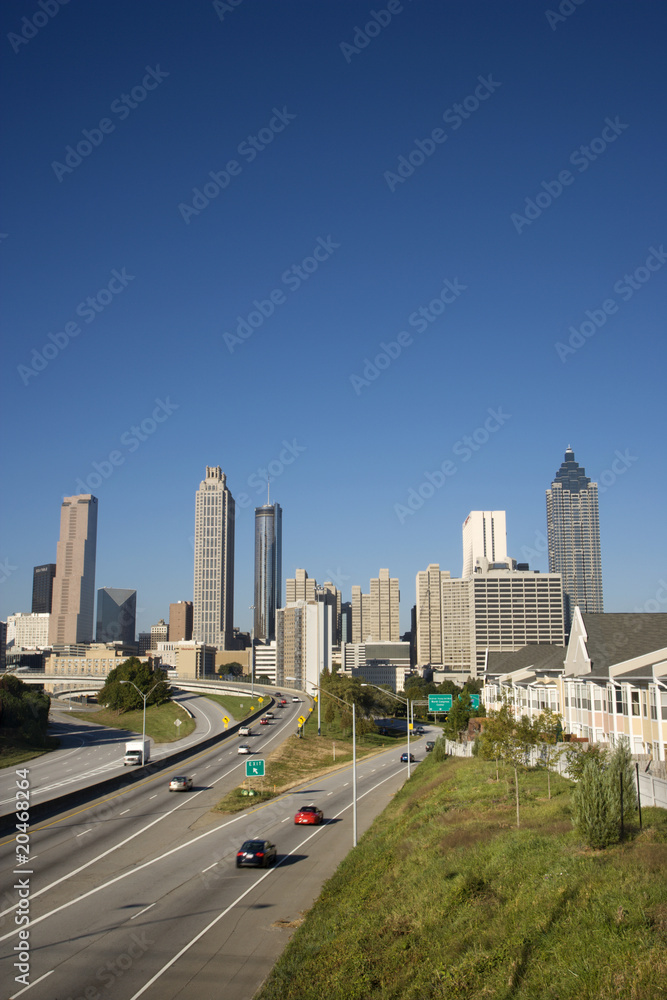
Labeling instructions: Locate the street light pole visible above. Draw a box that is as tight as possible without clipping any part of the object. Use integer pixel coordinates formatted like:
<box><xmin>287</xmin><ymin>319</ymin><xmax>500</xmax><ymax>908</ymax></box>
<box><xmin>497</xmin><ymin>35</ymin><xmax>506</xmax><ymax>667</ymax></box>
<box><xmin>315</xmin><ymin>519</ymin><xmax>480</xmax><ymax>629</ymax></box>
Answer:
<box><xmin>120</xmin><ymin>679</ymin><xmax>161</xmax><ymax>765</ymax></box>
<box><xmin>313</xmin><ymin>683</ymin><xmax>357</xmax><ymax>847</ymax></box>
<box><xmin>361</xmin><ymin>682</ymin><xmax>412</xmax><ymax>777</ymax></box>
<box><xmin>249</xmin><ymin>606</ymin><xmax>255</xmax><ymax>696</ymax></box>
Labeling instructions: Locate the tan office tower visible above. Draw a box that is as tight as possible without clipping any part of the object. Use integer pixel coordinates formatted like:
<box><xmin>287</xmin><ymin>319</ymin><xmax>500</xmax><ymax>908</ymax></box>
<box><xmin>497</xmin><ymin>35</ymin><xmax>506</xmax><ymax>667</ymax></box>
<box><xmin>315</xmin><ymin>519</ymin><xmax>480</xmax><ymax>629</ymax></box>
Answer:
<box><xmin>353</xmin><ymin>570</ymin><xmax>399</xmax><ymax>642</ymax></box>
<box><xmin>285</xmin><ymin>568</ymin><xmax>316</xmax><ymax>604</ymax></box>
<box><xmin>193</xmin><ymin>466</ymin><xmax>235</xmax><ymax>649</ymax></box>
<box><xmin>416</xmin><ymin>564</ymin><xmax>447</xmax><ymax>667</ymax></box>
<box><xmin>169</xmin><ymin>601</ymin><xmax>193</xmax><ymax>641</ymax></box>
<box><xmin>49</xmin><ymin>494</ymin><xmax>98</xmax><ymax>645</ymax></box>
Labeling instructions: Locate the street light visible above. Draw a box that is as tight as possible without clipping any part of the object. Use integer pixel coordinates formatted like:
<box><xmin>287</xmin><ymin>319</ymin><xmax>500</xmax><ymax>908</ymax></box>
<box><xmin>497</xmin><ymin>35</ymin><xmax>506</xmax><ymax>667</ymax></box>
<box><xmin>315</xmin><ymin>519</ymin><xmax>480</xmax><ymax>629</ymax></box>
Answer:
<box><xmin>249</xmin><ymin>606</ymin><xmax>255</xmax><ymax>696</ymax></box>
<box><xmin>120</xmin><ymin>679</ymin><xmax>162</xmax><ymax>765</ymax></box>
<box><xmin>361</xmin><ymin>682</ymin><xmax>413</xmax><ymax>777</ymax></box>
<box><xmin>312</xmin><ymin>683</ymin><xmax>358</xmax><ymax>847</ymax></box>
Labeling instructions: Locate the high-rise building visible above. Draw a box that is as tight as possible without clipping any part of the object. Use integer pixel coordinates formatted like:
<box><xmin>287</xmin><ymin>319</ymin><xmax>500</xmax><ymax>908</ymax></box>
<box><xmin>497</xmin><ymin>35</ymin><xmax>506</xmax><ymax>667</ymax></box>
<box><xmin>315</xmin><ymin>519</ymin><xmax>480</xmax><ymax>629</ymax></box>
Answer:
<box><xmin>352</xmin><ymin>569</ymin><xmax>400</xmax><ymax>643</ymax></box>
<box><xmin>321</xmin><ymin>581</ymin><xmax>342</xmax><ymax>644</ymax></box>
<box><xmin>462</xmin><ymin>511</ymin><xmax>507</xmax><ymax>578</ymax></box>
<box><xmin>193</xmin><ymin>466</ymin><xmax>235</xmax><ymax>649</ymax></box>
<box><xmin>285</xmin><ymin>568</ymin><xmax>316</xmax><ymax>603</ymax></box>
<box><xmin>254</xmin><ymin>502</ymin><xmax>282</xmax><ymax>642</ymax></box>
<box><xmin>169</xmin><ymin>601</ymin><xmax>193</xmax><ymax>641</ymax></box>
<box><xmin>6</xmin><ymin>612</ymin><xmax>51</xmax><ymax>649</ymax></box>
<box><xmin>546</xmin><ymin>447</ymin><xmax>603</xmax><ymax>630</ymax></box>
<box><xmin>416</xmin><ymin>558</ymin><xmax>564</xmax><ymax>674</ymax></box>
<box><xmin>32</xmin><ymin>564</ymin><xmax>56</xmax><ymax>614</ymax></box>
<box><xmin>96</xmin><ymin>588</ymin><xmax>136</xmax><ymax>644</ymax></box>
<box><xmin>150</xmin><ymin>618</ymin><xmax>168</xmax><ymax>649</ymax></box>
<box><xmin>276</xmin><ymin>599</ymin><xmax>333</xmax><ymax>691</ymax></box>
<box><xmin>49</xmin><ymin>494</ymin><xmax>98</xmax><ymax>645</ymax></box>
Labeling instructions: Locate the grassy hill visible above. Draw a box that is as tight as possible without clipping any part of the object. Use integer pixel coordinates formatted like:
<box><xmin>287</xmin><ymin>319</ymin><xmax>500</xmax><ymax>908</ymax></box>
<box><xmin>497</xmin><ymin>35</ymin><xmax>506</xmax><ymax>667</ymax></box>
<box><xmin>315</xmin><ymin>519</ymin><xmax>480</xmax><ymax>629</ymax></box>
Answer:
<box><xmin>256</xmin><ymin>753</ymin><xmax>667</xmax><ymax>1000</ymax></box>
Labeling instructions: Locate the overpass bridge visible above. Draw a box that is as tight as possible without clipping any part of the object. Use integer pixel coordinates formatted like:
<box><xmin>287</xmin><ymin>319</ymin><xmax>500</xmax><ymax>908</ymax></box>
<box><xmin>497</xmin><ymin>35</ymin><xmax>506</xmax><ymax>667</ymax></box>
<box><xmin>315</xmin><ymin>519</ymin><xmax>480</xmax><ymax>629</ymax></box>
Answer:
<box><xmin>5</xmin><ymin>673</ymin><xmax>304</xmax><ymax>700</ymax></box>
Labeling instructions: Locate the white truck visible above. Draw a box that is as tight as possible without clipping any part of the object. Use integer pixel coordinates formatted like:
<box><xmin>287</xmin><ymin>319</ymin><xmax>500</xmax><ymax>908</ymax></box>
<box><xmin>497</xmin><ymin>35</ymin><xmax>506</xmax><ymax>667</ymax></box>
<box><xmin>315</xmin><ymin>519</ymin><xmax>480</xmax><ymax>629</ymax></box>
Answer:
<box><xmin>239</xmin><ymin>725</ymin><xmax>252</xmax><ymax>737</ymax></box>
<box><xmin>123</xmin><ymin>739</ymin><xmax>150</xmax><ymax>766</ymax></box>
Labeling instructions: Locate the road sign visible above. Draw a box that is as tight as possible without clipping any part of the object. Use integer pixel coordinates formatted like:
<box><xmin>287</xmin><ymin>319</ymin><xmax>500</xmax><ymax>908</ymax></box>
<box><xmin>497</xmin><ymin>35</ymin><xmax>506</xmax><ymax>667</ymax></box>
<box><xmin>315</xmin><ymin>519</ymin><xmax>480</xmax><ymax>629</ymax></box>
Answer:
<box><xmin>245</xmin><ymin>759</ymin><xmax>265</xmax><ymax>777</ymax></box>
<box><xmin>298</xmin><ymin>715</ymin><xmax>306</xmax><ymax>726</ymax></box>
<box><xmin>470</xmin><ymin>694</ymin><xmax>480</xmax><ymax>709</ymax></box>
<box><xmin>223</xmin><ymin>716</ymin><xmax>229</xmax><ymax>728</ymax></box>
<box><xmin>408</xmin><ymin>722</ymin><xmax>413</xmax><ymax>730</ymax></box>
<box><xmin>258</xmin><ymin>696</ymin><xmax>264</xmax><ymax>702</ymax></box>
<box><xmin>174</xmin><ymin>718</ymin><xmax>182</xmax><ymax>728</ymax></box>
<box><xmin>428</xmin><ymin>694</ymin><xmax>452</xmax><ymax>712</ymax></box>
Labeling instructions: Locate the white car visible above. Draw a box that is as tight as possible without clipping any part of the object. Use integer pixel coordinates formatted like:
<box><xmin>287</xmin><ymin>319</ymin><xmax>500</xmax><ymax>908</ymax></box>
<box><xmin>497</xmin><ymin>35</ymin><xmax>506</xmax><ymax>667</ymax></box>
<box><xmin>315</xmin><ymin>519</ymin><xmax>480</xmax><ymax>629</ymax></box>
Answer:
<box><xmin>239</xmin><ymin>726</ymin><xmax>252</xmax><ymax>736</ymax></box>
<box><xmin>292</xmin><ymin>697</ymin><xmax>300</xmax><ymax>702</ymax></box>
<box><xmin>237</xmin><ymin>744</ymin><xmax>252</xmax><ymax>755</ymax></box>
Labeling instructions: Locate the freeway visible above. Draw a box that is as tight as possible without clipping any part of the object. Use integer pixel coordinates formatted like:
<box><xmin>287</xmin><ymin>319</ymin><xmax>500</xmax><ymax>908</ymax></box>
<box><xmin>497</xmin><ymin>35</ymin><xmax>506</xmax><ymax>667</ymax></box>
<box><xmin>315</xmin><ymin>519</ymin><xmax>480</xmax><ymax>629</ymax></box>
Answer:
<box><xmin>0</xmin><ymin>701</ymin><xmax>432</xmax><ymax>999</ymax></box>
<box><xmin>0</xmin><ymin>691</ymin><xmax>230</xmax><ymax>813</ymax></box>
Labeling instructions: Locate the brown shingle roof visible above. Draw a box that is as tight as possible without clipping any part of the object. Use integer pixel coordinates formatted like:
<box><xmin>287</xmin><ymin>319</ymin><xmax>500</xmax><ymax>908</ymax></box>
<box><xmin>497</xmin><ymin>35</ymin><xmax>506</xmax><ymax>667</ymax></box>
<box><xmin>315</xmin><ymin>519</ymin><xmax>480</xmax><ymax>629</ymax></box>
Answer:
<box><xmin>580</xmin><ymin>613</ymin><xmax>667</xmax><ymax>673</ymax></box>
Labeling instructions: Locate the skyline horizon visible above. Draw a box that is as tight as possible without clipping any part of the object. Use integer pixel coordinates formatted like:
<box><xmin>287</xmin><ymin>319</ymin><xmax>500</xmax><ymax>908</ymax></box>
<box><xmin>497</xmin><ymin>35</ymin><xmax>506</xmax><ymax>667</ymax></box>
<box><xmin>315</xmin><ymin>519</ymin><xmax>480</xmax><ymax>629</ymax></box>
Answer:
<box><xmin>3</xmin><ymin>444</ymin><xmax>662</xmax><ymax>639</ymax></box>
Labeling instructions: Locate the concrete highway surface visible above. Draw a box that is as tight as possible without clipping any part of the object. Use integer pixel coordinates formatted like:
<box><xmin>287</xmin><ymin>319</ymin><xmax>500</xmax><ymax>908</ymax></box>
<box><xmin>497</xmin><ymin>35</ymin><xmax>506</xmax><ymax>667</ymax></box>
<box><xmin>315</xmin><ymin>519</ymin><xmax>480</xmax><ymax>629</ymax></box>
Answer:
<box><xmin>0</xmin><ymin>690</ymin><xmax>226</xmax><ymax>813</ymax></box>
<box><xmin>0</xmin><ymin>697</ymin><xmax>429</xmax><ymax>1000</ymax></box>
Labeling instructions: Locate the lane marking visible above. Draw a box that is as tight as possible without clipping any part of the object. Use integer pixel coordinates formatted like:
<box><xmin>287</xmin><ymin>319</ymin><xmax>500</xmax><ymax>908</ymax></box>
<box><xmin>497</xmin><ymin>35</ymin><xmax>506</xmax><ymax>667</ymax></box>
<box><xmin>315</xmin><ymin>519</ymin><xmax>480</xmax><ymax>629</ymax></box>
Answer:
<box><xmin>130</xmin><ymin>903</ymin><xmax>156</xmax><ymax>920</ymax></box>
<box><xmin>120</xmin><ymin>809</ymin><xmax>130</xmax><ymax>815</ymax></box>
<box><xmin>202</xmin><ymin>862</ymin><xmax>217</xmax><ymax>873</ymax></box>
<box><xmin>10</xmin><ymin>968</ymin><xmax>54</xmax><ymax>998</ymax></box>
<box><xmin>76</xmin><ymin>829</ymin><xmax>92</xmax><ymax>838</ymax></box>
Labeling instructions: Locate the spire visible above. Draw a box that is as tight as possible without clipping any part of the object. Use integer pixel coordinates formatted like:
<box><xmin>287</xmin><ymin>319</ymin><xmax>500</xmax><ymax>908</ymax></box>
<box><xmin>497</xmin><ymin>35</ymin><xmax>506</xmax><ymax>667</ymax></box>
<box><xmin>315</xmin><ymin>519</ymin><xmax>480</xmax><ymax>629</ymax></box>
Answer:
<box><xmin>553</xmin><ymin>447</ymin><xmax>590</xmax><ymax>493</ymax></box>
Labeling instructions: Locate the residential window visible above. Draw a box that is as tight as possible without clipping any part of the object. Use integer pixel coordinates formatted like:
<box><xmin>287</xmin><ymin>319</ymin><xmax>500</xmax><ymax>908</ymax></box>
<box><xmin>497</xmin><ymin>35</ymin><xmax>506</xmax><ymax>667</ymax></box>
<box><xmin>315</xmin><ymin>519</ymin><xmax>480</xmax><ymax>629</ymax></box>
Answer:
<box><xmin>631</xmin><ymin>691</ymin><xmax>640</xmax><ymax>717</ymax></box>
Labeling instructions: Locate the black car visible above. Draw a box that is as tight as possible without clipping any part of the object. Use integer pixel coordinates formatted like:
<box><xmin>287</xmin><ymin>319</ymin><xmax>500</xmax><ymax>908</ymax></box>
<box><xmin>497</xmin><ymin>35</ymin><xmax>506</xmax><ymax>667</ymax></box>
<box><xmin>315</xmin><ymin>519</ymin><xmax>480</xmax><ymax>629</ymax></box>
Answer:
<box><xmin>400</xmin><ymin>752</ymin><xmax>416</xmax><ymax>763</ymax></box>
<box><xmin>425</xmin><ymin>741</ymin><xmax>436</xmax><ymax>752</ymax></box>
<box><xmin>236</xmin><ymin>839</ymin><xmax>277</xmax><ymax>868</ymax></box>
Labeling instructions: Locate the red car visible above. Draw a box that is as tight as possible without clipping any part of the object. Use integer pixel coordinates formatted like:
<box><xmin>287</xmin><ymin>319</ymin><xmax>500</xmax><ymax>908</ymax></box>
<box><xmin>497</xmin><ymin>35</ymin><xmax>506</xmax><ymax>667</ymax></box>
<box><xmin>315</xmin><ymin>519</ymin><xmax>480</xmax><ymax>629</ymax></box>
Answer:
<box><xmin>260</xmin><ymin>717</ymin><xmax>270</xmax><ymax>725</ymax></box>
<box><xmin>294</xmin><ymin>804</ymin><xmax>324</xmax><ymax>825</ymax></box>
<box><xmin>279</xmin><ymin>699</ymin><xmax>287</xmax><ymax>706</ymax></box>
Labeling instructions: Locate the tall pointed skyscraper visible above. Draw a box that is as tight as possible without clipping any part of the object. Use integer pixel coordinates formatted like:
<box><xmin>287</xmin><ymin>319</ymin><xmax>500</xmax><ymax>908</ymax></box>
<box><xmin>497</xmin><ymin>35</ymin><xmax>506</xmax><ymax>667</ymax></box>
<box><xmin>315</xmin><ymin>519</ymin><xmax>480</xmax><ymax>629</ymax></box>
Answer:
<box><xmin>254</xmin><ymin>500</ymin><xmax>282</xmax><ymax>642</ymax></box>
<box><xmin>193</xmin><ymin>467</ymin><xmax>235</xmax><ymax>648</ymax></box>
<box><xmin>49</xmin><ymin>494</ymin><xmax>98</xmax><ymax>645</ymax></box>
<box><xmin>546</xmin><ymin>447</ymin><xmax>603</xmax><ymax>631</ymax></box>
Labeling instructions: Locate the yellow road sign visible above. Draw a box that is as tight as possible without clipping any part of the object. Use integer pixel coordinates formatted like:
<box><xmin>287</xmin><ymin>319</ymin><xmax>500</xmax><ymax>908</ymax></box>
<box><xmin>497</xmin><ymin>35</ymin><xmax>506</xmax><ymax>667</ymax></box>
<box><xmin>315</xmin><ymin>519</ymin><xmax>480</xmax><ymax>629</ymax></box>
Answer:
<box><xmin>223</xmin><ymin>716</ymin><xmax>229</xmax><ymax>728</ymax></box>
<box><xmin>298</xmin><ymin>716</ymin><xmax>306</xmax><ymax>726</ymax></box>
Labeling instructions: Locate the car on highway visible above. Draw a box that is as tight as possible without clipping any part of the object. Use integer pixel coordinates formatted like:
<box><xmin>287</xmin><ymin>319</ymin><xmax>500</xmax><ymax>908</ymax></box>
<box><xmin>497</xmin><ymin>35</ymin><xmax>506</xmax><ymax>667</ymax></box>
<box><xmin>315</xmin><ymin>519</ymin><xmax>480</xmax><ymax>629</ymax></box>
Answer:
<box><xmin>169</xmin><ymin>775</ymin><xmax>193</xmax><ymax>792</ymax></box>
<box><xmin>415</xmin><ymin>727</ymin><xmax>425</xmax><ymax>735</ymax></box>
<box><xmin>237</xmin><ymin>743</ymin><xmax>252</xmax><ymax>754</ymax></box>
<box><xmin>292</xmin><ymin>696</ymin><xmax>300</xmax><ymax>702</ymax></box>
<box><xmin>264</xmin><ymin>711</ymin><xmax>274</xmax><ymax>719</ymax></box>
<box><xmin>425</xmin><ymin>741</ymin><xmax>436</xmax><ymax>752</ymax></box>
<box><xmin>400</xmin><ymin>753</ymin><xmax>416</xmax><ymax>763</ymax></box>
<box><xmin>275</xmin><ymin>692</ymin><xmax>282</xmax><ymax>697</ymax></box>
<box><xmin>260</xmin><ymin>717</ymin><xmax>270</xmax><ymax>725</ymax></box>
<box><xmin>294</xmin><ymin>804</ymin><xmax>324</xmax><ymax>825</ymax></box>
<box><xmin>279</xmin><ymin>699</ymin><xmax>287</xmax><ymax>706</ymax></box>
<box><xmin>236</xmin><ymin>839</ymin><xmax>277</xmax><ymax>868</ymax></box>
<box><xmin>239</xmin><ymin>725</ymin><xmax>252</xmax><ymax>736</ymax></box>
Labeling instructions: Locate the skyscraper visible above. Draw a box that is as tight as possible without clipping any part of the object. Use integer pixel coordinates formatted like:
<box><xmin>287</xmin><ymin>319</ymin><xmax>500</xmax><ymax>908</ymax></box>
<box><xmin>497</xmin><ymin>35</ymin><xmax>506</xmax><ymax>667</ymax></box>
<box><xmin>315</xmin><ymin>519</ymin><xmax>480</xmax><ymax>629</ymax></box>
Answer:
<box><xmin>169</xmin><ymin>601</ymin><xmax>193</xmax><ymax>641</ymax></box>
<box><xmin>546</xmin><ymin>447</ymin><xmax>603</xmax><ymax>630</ymax></box>
<box><xmin>352</xmin><ymin>569</ymin><xmax>400</xmax><ymax>642</ymax></box>
<box><xmin>32</xmin><ymin>563</ymin><xmax>56</xmax><ymax>614</ymax></box>
<box><xmin>96</xmin><ymin>588</ymin><xmax>136</xmax><ymax>644</ymax></box>
<box><xmin>254</xmin><ymin>502</ymin><xmax>282</xmax><ymax>642</ymax></box>
<box><xmin>462</xmin><ymin>511</ymin><xmax>507</xmax><ymax>578</ymax></box>
<box><xmin>49</xmin><ymin>494</ymin><xmax>98</xmax><ymax>645</ymax></box>
<box><xmin>193</xmin><ymin>466</ymin><xmax>235</xmax><ymax>649</ymax></box>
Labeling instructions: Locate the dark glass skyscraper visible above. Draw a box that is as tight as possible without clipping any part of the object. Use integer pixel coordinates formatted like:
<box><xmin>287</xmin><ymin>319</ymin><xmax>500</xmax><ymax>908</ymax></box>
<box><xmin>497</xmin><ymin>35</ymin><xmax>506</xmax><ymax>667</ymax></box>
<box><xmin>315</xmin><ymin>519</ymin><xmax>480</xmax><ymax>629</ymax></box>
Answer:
<box><xmin>546</xmin><ymin>447</ymin><xmax>603</xmax><ymax>631</ymax></box>
<box><xmin>96</xmin><ymin>588</ymin><xmax>137</xmax><ymax>644</ymax></box>
<box><xmin>32</xmin><ymin>564</ymin><xmax>56</xmax><ymax>613</ymax></box>
<box><xmin>254</xmin><ymin>503</ymin><xmax>282</xmax><ymax>642</ymax></box>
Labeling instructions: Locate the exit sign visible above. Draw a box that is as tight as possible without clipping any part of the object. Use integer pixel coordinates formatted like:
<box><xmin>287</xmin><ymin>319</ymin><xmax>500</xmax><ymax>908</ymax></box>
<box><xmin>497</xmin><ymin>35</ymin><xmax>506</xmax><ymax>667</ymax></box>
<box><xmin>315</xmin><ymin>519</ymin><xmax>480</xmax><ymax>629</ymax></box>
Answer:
<box><xmin>245</xmin><ymin>759</ymin><xmax>265</xmax><ymax>777</ymax></box>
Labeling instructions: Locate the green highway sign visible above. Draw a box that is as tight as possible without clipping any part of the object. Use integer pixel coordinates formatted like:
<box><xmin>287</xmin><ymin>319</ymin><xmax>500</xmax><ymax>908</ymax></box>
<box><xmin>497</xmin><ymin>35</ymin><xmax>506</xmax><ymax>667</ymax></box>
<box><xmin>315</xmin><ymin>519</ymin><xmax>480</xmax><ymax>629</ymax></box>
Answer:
<box><xmin>245</xmin><ymin>759</ymin><xmax>265</xmax><ymax>777</ymax></box>
<box><xmin>428</xmin><ymin>694</ymin><xmax>452</xmax><ymax>712</ymax></box>
<box><xmin>470</xmin><ymin>694</ymin><xmax>480</xmax><ymax>709</ymax></box>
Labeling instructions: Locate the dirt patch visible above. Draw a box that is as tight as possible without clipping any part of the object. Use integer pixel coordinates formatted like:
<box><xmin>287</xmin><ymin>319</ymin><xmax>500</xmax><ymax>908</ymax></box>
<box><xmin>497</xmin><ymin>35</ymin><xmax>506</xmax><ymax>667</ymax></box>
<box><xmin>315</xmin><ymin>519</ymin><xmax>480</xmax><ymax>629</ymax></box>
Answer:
<box><xmin>272</xmin><ymin>917</ymin><xmax>305</xmax><ymax>930</ymax></box>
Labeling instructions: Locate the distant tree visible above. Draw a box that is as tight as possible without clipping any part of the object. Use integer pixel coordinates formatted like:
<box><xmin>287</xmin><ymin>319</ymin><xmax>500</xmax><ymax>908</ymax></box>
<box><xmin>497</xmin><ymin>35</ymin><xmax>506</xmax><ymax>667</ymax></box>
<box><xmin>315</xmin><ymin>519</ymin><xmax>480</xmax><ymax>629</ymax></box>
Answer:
<box><xmin>98</xmin><ymin>658</ymin><xmax>170</xmax><ymax>713</ymax></box>
<box><xmin>223</xmin><ymin>662</ymin><xmax>244</xmax><ymax>677</ymax></box>
<box><xmin>478</xmin><ymin>704</ymin><xmax>534</xmax><ymax>827</ymax></box>
<box><xmin>0</xmin><ymin>674</ymin><xmax>51</xmax><ymax>746</ymax></box>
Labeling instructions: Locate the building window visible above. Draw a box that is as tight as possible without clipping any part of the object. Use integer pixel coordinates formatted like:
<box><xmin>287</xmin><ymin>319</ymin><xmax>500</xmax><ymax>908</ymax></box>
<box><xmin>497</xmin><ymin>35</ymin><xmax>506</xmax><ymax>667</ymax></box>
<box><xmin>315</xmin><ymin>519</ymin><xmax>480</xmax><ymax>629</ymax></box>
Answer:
<box><xmin>631</xmin><ymin>691</ymin><xmax>640</xmax><ymax>717</ymax></box>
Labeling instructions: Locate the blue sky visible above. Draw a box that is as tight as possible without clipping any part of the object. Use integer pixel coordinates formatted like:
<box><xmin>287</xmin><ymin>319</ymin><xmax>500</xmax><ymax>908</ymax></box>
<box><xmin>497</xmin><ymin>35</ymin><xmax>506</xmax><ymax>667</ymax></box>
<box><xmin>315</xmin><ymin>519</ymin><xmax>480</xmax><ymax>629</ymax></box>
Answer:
<box><xmin>2</xmin><ymin>0</ymin><xmax>666</xmax><ymax>635</ymax></box>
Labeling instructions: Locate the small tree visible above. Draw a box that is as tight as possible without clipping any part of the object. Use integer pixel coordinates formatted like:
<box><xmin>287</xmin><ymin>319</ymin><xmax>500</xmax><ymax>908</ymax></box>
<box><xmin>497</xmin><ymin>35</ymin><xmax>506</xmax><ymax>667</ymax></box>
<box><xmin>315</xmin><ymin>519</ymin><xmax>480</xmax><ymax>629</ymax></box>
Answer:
<box><xmin>572</xmin><ymin>754</ymin><xmax>619</xmax><ymax>848</ymax></box>
<box><xmin>534</xmin><ymin>707</ymin><xmax>564</xmax><ymax>799</ymax></box>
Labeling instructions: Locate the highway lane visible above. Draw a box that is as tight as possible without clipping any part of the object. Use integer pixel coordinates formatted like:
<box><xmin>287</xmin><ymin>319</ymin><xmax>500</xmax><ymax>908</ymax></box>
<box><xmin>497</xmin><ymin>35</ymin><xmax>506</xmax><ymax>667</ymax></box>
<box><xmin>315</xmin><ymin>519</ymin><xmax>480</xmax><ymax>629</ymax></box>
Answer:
<box><xmin>1</xmin><ymin>719</ymin><xmax>433</xmax><ymax>1000</ymax></box>
<box><xmin>0</xmin><ymin>690</ymin><xmax>235</xmax><ymax>812</ymax></box>
<box><xmin>0</xmin><ymin>701</ymin><xmax>303</xmax><ymax>929</ymax></box>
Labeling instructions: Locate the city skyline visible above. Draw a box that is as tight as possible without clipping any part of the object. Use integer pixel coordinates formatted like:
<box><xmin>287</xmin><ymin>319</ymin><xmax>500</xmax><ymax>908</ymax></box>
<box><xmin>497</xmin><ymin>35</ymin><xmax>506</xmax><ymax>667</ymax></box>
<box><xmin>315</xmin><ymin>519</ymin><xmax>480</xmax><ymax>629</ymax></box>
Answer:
<box><xmin>1</xmin><ymin>2</ymin><xmax>665</xmax><ymax>635</ymax></box>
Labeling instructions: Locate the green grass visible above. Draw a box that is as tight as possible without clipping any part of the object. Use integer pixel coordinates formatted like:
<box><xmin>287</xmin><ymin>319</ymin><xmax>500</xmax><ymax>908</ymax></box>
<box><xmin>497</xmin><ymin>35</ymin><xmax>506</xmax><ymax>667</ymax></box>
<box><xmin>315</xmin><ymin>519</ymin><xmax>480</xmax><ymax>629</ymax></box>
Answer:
<box><xmin>256</xmin><ymin>755</ymin><xmax>667</xmax><ymax>1000</ymax></box>
<box><xmin>215</xmin><ymin>715</ymin><xmax>400</xmax><ymax>813</ymax></box>
<box><xmin>202</xmin><ymin>692</ymin><xmax>265</xmax><ymax>721</ymax></box>
<box><xmin>0</xmin><ymin>733</ymin><xmax>60</xmax><ymax>769</ymax></box>
<box><xmin>68</xmin><ymin>701</ymin><xmax>196</xmax><ymax>742</ymax></box>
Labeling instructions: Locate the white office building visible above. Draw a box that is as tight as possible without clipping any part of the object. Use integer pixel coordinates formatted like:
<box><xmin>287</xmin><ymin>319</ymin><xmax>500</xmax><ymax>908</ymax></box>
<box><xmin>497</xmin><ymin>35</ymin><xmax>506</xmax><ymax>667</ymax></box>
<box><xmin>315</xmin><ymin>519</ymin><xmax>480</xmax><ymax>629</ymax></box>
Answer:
<box><xmin>193</xmin><ymin>466</ymin><xmax>235</xmax><ymax>649</ymax></box>
<box><xmin>6</xmin><ymin>612</ymin><xmax>51</xmax><ymax>649</ymax></box>
<box><xmin>462</xmin><ymin>510</ymin><xmax>507</xmax><ymax>578</ymax></box>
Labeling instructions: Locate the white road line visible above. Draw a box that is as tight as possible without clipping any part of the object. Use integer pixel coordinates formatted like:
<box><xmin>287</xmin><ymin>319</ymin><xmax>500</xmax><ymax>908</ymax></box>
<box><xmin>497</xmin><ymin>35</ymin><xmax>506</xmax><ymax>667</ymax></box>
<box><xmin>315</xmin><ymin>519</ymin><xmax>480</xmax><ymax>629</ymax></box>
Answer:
<box><xmin>120</xmin><ymin>810</ymin><xmax>130</xmax><ymax>815</ymax></box>
<box><xmin>201</xmin><ymin>862</ymin><xmax>217</xmax><ymax>873</ymax></box>
<box><xmin>149</xmin><ymin>794</ymin><xmax>158</xmax><ymax>800</ymax></box>
<box><xmin>327</xmin><ymin>792</ymin><xmax>333</xmax><ymax>795</ymax></box>
<box><xmin>76</xmin><ymin>829</ymin><xmax>92</xmax><ymax>837</ymax></box>
<box><xmin>10</xmin><ymin>968</ymin><xmax>54</xmax><ymax>998</ymax></box>
<box><xmin>130</xmin><ymin>903</ymin><xmax>156</xmax><ymax>920</ymax></box>
<box><xmin>281</xmin><ymin>816</ymin><xmax>289</xmax><ymax>822</ymax></box>
<box><xmin>128</xmin><ymin>769</ymin><xmax>402</xmax><ymax>1000</ymax></box>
